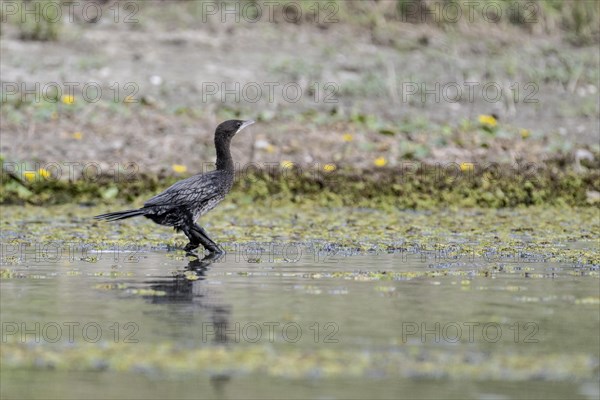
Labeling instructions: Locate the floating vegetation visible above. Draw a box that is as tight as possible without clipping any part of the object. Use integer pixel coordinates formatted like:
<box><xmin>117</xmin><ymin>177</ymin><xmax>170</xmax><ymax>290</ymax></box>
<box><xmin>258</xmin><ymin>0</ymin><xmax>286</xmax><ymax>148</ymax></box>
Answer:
<box><xmin>1</xmin><ymin>205</ymin><xmax>598</xmax><ymax>269</ymax></box>
<box><xmin>1</xmin><ymin>341</ymin><xmax>596</xmax><ymax>382</ymax></box>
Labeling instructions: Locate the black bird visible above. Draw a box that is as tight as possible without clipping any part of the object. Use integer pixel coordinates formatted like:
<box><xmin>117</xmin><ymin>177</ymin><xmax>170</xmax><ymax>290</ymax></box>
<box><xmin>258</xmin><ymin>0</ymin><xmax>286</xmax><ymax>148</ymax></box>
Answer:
<box><xmin>95</xmin><ymin>119</ymin><xmax>255</xmax><ymax>255</ymax></box>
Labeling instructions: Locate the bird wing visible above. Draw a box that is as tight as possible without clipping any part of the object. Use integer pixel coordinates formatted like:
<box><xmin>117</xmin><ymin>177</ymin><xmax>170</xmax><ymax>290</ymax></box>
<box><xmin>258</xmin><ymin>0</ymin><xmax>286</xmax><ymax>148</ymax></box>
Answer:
<box><xmin>143</xmin><ymin>170</ymin><xmax>224</xmax><ymax>209</ymax></box>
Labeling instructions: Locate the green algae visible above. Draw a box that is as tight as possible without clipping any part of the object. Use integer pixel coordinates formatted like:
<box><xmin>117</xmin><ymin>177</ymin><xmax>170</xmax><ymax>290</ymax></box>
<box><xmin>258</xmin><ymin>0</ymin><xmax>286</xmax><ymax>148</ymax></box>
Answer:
<box><xmin>1</xmin><ymin>203</ymin><xmax>598</xmax><ymax>268</ymax></box>
<box><xmin>2</xmin><ymin>164</ymin><xmax>599</xmax><ymax>208</ymax></box>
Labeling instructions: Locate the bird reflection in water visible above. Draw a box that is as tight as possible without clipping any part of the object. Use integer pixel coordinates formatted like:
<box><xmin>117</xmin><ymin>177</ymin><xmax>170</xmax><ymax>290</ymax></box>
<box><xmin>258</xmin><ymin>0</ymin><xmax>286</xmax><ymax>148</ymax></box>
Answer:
<box><xmin>141</xmin><ymin>252</ymin><xmax>233</xmax><ymax>396</ymax></box>
<box><xmin>143</xmin><ymin>252</ymin><xmax>230</xmax><ymax>344</ymax></box>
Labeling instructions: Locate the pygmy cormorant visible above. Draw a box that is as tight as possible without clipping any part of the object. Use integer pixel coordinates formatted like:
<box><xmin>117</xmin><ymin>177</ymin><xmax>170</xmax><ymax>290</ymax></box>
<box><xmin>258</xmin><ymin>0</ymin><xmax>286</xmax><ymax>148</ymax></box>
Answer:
<box><xmin>95</xmin><ymin>119</ymin><xmax>255</xmax><ymax>254</ymax></box>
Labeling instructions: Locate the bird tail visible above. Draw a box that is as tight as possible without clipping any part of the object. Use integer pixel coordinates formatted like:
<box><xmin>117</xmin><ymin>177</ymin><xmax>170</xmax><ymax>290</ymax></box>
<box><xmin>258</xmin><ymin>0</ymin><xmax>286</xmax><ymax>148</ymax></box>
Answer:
<box><xmin>94</xmin><ymin>209</ymin><xmax>146</xmax><ymax>221</ymax></box>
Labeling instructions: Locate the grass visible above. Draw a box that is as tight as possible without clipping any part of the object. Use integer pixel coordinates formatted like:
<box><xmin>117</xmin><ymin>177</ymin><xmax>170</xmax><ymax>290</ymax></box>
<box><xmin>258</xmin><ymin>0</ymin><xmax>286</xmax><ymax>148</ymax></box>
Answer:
<box><xmin>4</xmin><ymin>0</ymin><xmax>61</xmax><ymax>41</ymax></box>
<box><xmin>3</xmin><ymin>1</ymin><xmax>599</xmax><ymax>44</ymax></box>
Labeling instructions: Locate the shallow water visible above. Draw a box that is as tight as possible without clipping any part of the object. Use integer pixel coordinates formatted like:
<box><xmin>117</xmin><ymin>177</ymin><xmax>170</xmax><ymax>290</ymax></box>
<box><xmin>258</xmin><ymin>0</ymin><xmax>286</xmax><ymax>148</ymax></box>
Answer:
<box><xmin>1</xmin><ymin>244</ymin><xmax>599</xmax><ymax>399</ymax></box>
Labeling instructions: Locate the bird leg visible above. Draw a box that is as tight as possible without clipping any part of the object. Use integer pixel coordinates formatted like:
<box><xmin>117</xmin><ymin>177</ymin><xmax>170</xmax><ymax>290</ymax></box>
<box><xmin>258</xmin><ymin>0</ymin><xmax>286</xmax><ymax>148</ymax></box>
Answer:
<box><xmin>182</xmin><ymin>226</ymin><xmax>201</xmax><ymax>254</ymax></box>
<box><xmin>181</xmin><ymin>223</ymin><xmax>223</xmax><ymax>255</ymax></box>
<box><xmin>192</xmin><ymin>224</ymin><xmax>224</xmax><ymax>254</ymax></box>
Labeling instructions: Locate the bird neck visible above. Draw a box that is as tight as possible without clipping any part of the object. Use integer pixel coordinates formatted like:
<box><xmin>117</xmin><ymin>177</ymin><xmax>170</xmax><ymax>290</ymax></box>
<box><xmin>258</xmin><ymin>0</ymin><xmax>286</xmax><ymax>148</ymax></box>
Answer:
<box><xmin>215</xmin><ymin>136</ymin><xmax>234</xmax><ymax>171</ymax></box>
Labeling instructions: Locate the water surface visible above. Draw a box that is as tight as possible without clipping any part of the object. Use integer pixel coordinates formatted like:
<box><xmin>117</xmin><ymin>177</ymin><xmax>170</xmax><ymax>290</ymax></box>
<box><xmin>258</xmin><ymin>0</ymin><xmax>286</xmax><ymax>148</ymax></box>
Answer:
<box><xmin>1</xmin><ymin>245</ymin><xmax>598</xmax><ymax>399</ymax></box>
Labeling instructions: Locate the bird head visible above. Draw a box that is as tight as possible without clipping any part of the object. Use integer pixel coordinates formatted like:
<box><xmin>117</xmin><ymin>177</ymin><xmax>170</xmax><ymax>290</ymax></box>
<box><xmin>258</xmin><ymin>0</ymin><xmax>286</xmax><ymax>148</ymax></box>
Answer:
<box><xmin>215</xmin><ymin>119</ymin><xmax>255</xmax><ymax>140</ymax></box>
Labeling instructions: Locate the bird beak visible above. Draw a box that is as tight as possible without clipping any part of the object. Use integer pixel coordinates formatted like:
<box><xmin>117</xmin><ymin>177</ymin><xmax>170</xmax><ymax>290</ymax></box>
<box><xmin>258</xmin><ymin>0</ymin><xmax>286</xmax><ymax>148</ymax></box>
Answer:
<box><xmin>237</xmin><ymin>119</ymin><xmax>255</xmax><ymax>133</ymax></box>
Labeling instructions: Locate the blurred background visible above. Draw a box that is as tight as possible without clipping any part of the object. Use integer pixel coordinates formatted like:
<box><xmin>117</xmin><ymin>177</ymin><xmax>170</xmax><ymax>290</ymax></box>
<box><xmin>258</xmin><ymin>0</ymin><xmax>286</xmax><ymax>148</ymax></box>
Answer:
<box><xmin>1</xmin><ymin>0</ymin><xmax>598</xmax><ymax>188</ymax></box>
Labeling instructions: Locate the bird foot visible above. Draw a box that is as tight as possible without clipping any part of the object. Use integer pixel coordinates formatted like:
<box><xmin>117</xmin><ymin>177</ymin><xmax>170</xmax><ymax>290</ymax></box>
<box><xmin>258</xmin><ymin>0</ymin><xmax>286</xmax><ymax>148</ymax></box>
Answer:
<box><xmin>185</xmin><ymin>251</ymin><xmax>224</xmax><ymax>271</ymax></box>
<box><xmin>183</xmin><ymin>243</ymin><xmax>198</xmax><ymax>257</ymax></box>
<box><xmin>205</xmin><ymin>245</ymin><xmax>225</xmax><ymax>255</ymax></box>
<box><xmin>183</xmin><ymin>243</ymin><xmax>224</xmax><ymax>258</ymax></box>
<box><xmin>183</xmin><ymin>242</ymin><xmax>200</xmax><ymax>254</ymax></box>
<box><xmin>202</xmin><ymin>251</ymin><xmax>225</xmax><ymax>263</ymax></box>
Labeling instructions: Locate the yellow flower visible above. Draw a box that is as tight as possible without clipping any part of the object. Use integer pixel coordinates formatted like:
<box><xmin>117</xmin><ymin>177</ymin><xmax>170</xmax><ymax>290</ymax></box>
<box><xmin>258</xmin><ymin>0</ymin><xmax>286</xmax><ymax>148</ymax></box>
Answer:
<box><xmin>24</xmin><ymin>168</ymin><xmax>51</xmax><ymax>182</ymax></box>
<box><xmin>124</xmin><ymin>95</ymin><xmax>137</xmax><ymax>104</ymax></box>
<box><xmin>62</xmin><ymin>95</ymin><xmax>75</xmax><ymax>105</ymax></box>
<box><xmin>323</xmin><ymin>163</ymin><xmax>336</xmax><ymax>172</ymax></box>
<box><xmin>460</xmin><ymin>162</ymin><xmax>474</xmax><ymax>173</ymax></box>
<box><xmin>374</xmin><ymin>157</ymin><xmax>387</xmax><ymax>167</ymax></box>
<box><xmin>266</xmin><ymin>144</ymin><xmax>276</xmax><ymax>153</ymax></box>
<box><xmin>342</xmin><ymin>133</ymin><xmax>354</xmax><ymax>142</ymax></box>
<box><xmin>38</xmin><ymin>168</ymin><xmax>51</xmax><ymax>179</ymax></box>
<box><xmin>172</xmin><ymin>164</ymin><xmax>187</xmax><ymax>174</ymax></box>
<box><xmin>520</xmin><ymin>129</ymin><xmax>530</xmax><ymax>139</ymax></box>
<box><xmin>72</xmin><ymin>132</ymin><xmax>83</xmax><ymax>140</ymax></box>
<box><xmin>478</xmin><ymin>114</ymin><xmax>497</xmax><ymax>127</ymax></box>
<box><xmin>24</xmin><ymin>171</ymin><xmax>36</xmax><ymax>182</ymax></box>
<box><xmin>280</xmin><ymin>160</ymin><xmax>294</xmax><ymax>169</ymax></box>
